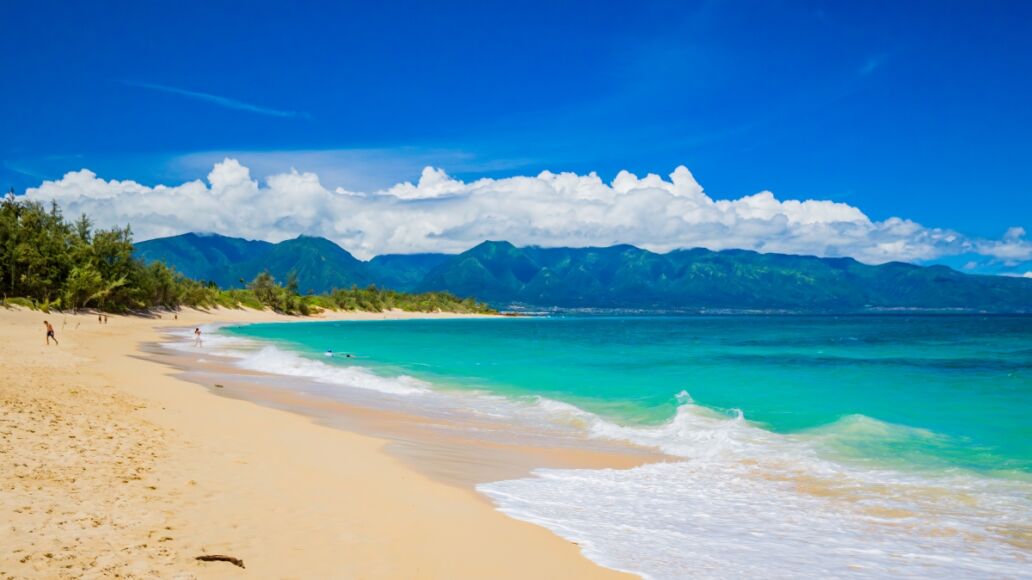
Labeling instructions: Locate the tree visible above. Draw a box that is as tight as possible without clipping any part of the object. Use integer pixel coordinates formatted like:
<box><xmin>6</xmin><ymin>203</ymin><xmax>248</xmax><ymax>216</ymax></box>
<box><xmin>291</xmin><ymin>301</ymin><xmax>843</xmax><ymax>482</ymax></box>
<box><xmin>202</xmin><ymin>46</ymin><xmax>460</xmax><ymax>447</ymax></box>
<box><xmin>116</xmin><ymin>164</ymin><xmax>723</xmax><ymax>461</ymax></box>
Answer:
<box><xmin>0</xmin><ymin>196</ymin><xmax>496</xmax><ymax>315</ymax></box>
<box><xmin>91</xmin><ymin>225</ymin><xmax>136</xmax><ymax>308</ymax></box>
<box><xmin>248</xmin><ymin>271</ymin><xmax>278</xmax><ymax>307</ymax></box>
<box><xmin>7</xmin><ymin>201</ymin><xmax>72</xmax><ymax>301</ymax></box>
<box><xmin>286</xmin><ymin>270</ymin><xmax>299</xmax><ymax>296</ymax></box>
<box><xmin>64</xmin><ymin>263</ymin><xmax>104</xmax><ymax>310</ymax></box>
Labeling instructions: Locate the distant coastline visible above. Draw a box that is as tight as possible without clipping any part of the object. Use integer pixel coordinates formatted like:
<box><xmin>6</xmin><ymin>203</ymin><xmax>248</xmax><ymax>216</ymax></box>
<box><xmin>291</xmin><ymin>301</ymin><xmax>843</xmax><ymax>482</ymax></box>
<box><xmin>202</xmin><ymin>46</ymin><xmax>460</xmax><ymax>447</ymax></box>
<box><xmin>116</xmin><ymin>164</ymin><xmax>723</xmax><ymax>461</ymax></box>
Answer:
<box><xmin>137</xmin><ymin>233</ymin><xmax>1032</xmax><ymax>313</ymax></box>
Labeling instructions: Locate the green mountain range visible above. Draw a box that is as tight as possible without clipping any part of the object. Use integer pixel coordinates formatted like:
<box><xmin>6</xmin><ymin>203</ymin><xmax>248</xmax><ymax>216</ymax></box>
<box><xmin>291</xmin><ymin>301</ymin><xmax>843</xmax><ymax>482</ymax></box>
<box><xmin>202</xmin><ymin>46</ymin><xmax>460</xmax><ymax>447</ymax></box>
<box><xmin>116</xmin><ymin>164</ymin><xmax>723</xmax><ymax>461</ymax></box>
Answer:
<box><xmin>134</xmin><ymin>233</ymin><xmax>370</xmax><ymax>291</ymax></box>
<box><xmin>135</xmin><ymin>233</ymin><xmax>1032</xmax><ymax>312</ymax></box>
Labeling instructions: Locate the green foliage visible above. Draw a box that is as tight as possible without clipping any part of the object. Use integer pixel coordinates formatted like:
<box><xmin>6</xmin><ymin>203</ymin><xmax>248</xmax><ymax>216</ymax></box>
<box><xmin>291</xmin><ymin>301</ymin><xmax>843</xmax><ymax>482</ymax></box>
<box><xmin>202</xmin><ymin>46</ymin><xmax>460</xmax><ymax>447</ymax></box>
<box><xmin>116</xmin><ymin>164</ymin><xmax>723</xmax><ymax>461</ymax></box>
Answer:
<box><xmin>0</xmin><ymin>197</ymin><xmax>495</xmax><ymax>315</ymax></box>
<box><xmin>135</xmin><ymin>234</ymin><xmax>454</xmax><ymax>294</ymax></box>
<box><xmin>325</xmin><ymin>285</ymin><xmax>494</xmax><ymax>314</ymax></box>
<box><xmin>416</xmin><ymin>241</ymin><xmax>1032</xmax><ymax>311</ymax></box>
<box><xmin>64</xmin><ymin>263</ymin><xmax>104</xmax><ymax>310</ymax></box>
<box><xmin>3</xmin><ymin>296</ymin><xmax>36</xmax><ymax>309</ymax></box>
<box><xmin>248</xmin><ymin>271</ymin><xmax>278</xmax><ymax>306</ymax></box>
<box><xmin>134</xmin><ymin>234</ymin><xmax>374</xmax><ymax>292</ymax></box>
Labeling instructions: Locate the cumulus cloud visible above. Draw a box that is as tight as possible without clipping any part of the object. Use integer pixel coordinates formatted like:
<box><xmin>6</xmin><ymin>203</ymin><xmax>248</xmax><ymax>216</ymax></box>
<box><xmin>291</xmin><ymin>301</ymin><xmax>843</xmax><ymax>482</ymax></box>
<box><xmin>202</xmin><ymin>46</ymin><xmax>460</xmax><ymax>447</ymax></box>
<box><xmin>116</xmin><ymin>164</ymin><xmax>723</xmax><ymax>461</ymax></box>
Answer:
<box><xmin>22</xmin><ymin>159</ymin><xmax>1025</xmax><ymax>265</ymax></box>
<box><xmin>975</xmin><ymin>226</ymin><xmax>1032</xmax><ymax>265</ymax></box>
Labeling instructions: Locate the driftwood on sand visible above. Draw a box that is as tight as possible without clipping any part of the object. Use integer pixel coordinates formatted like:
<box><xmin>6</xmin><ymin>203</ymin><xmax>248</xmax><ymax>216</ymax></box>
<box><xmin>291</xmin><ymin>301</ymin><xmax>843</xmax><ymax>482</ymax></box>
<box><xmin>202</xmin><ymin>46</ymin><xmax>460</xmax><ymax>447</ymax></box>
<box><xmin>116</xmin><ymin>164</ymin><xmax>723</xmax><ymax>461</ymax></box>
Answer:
<box><xmin>196</xmin><ymin>554</ymin><xmax>245</xmax><ymax>568</ymax></box>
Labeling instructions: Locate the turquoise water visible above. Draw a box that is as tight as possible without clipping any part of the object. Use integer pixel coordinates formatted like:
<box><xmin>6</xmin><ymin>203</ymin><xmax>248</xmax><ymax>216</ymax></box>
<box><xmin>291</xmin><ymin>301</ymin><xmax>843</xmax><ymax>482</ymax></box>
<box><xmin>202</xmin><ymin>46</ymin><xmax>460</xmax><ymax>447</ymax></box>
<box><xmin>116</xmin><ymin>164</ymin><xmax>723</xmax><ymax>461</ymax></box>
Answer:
<box><xmin>214</xmin><ymin>315</ymin><xmax>1032</xmax><ymax>577</ymax></box>
<box><xmin>227</xmin><ymin>315</ymin><xmax>1032</xmax><ymax>475</ymax></box>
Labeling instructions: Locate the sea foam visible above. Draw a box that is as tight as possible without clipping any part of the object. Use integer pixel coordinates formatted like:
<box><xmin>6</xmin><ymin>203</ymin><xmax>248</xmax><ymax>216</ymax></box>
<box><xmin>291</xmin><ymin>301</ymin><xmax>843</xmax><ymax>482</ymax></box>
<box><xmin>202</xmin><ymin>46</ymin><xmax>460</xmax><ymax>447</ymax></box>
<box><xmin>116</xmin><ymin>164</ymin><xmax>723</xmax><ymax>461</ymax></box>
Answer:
<box><xmin>166</xmin><ymin>326</ymin><xmax>1032</xmax><ymax>579</ymax></box>
<box><xmin>164</xmin><ymin>326</ymin><xmax>430</xmax><ymax>396</ymax></box>
<box><xmin>235</xmin><ymin>346</ymin><xmax>431</xmax><ymax>396</ymax></box>
<box><xmin>481</xmin><ymin>398</ymin><xmax>1032</xmax><ymax>579</ymax></box>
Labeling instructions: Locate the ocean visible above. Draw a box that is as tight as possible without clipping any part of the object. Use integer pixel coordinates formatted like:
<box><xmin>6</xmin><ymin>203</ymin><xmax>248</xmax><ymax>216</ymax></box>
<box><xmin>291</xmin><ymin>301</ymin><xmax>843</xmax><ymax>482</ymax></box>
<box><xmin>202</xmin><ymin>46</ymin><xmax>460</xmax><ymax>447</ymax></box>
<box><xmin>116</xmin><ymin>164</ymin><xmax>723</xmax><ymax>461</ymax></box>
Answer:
<box><xmin>203</xmin><ymin>315</ymin><xmax>1030</xmax><ymax>578</ymax></box>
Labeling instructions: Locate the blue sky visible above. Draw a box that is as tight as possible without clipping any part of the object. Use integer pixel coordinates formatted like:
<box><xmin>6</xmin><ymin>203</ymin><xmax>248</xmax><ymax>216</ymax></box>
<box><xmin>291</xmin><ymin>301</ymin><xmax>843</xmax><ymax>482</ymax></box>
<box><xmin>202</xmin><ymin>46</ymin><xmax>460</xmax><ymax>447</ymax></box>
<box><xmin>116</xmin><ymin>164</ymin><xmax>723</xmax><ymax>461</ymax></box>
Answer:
<box><xmin>2</xmin><ymin>1</ymin><xmax>1031</xmax><ymax>272</ymax></box>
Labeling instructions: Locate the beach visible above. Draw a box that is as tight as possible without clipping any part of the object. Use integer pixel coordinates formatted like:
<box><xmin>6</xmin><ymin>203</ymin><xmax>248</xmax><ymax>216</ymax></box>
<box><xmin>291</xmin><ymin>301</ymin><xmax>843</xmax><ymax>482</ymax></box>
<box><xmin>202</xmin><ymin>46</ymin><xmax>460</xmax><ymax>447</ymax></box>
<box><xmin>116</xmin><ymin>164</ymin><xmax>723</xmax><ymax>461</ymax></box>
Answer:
<box><xmin>174</xmin><ymin>314</ymin><xmax>1032</xmax><ymax>578</ymax></box>
<box><xmin>5</xmin><ymin>307</ymin><xmax>1030</xmax><ymax>579</ymax></box>
<box><xmin>0</xmin><ymin>307</ymin><xmax>636</xmax><ymax>579</ymax></box>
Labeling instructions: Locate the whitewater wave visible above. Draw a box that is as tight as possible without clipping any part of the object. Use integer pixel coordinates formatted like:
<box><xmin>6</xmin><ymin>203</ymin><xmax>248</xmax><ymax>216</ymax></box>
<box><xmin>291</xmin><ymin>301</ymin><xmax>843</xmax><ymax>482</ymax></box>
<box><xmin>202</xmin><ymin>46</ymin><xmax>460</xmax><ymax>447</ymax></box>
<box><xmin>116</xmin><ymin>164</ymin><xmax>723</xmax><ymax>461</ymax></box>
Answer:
<box><xmin>235</xmin><ymin>346</ymin><xmax>431</xmax><ymax>396</ymax></box>
<box><xmin>481</xmin><ymin>399</ymin><xmax>1032</xmax><ymax>579</ymax></box>
<box><xmin>164</xmin><ymin>326</ymin><xmax>1032</xmax><ymax>579</ymax></box>
<box><xmin>164</xmin><ymin>325</ymin><xmax>431</xmax><ymax>396</ymax></box>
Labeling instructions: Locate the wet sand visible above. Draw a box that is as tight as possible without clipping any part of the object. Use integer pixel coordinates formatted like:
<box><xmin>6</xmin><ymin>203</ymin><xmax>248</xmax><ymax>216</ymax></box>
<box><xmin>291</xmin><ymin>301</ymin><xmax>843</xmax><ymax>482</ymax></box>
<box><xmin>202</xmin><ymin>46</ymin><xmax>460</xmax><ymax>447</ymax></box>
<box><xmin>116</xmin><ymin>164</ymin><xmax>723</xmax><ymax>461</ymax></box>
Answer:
<box><xmin>0</xmin><ymin>306</ymin><xmax>644</xmax><ymax>578</ymax></box>
<box><xmin>143</xmin><ymin>334</ymin><xmax>661</xmax><ymax>489</ymax></box>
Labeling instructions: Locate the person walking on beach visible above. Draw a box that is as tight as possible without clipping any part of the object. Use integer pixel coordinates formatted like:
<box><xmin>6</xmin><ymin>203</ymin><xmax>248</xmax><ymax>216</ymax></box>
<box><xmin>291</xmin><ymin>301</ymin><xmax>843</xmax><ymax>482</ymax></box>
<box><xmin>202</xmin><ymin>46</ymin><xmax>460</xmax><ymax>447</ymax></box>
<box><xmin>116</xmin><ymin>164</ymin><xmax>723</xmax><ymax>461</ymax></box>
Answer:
<box><xmin>44</xmin><ymin>321</ymin><xmax>58</xmax><ymax>345</ymax></box>
<box><xmin>193</xmin><ymin>327</ymin><xmax>202</xmax><ymax>347</ymax></box>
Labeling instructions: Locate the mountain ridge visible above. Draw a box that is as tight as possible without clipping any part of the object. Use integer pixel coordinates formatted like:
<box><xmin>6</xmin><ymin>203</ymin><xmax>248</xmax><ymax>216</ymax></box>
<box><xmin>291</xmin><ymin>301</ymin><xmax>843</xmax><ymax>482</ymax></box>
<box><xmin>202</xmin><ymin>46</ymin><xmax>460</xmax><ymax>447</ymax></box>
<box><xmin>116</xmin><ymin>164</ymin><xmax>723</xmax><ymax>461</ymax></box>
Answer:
<box><xmin>134</xmin><ymin>233</ymin><xmax>1032</xmax><ymax>312</ymax></box>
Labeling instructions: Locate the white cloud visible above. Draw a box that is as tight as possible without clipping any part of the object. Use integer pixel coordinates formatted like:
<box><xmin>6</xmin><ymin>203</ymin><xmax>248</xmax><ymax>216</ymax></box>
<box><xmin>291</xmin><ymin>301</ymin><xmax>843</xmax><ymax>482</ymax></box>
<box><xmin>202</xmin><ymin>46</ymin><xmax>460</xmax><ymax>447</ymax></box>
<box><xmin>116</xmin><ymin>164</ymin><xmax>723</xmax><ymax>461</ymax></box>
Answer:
<box><xmin>23</xmin><ymin>159</ymin><xmax>1025</xmax><ymax>264</ymax></box>
<box><xmin>975</xmin><ymin>226</ymin><xmax>1032</xmax><ymax>264</ymax></box>
<box><xmin>374</xmin><ymin>167</ymin><xmax>471</xmax><ymax>200</ymax></box>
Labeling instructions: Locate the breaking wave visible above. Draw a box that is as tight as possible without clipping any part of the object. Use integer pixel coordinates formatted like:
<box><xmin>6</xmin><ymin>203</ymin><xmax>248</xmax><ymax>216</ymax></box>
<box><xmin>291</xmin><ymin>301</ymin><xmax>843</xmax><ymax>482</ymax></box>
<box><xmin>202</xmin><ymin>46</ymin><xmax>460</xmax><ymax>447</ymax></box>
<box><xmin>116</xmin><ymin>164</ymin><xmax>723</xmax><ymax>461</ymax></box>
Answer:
<box><xmin>165</xmin><ymin>326</ymin><xmax>1032</xmax><ymax>579</ymax></box>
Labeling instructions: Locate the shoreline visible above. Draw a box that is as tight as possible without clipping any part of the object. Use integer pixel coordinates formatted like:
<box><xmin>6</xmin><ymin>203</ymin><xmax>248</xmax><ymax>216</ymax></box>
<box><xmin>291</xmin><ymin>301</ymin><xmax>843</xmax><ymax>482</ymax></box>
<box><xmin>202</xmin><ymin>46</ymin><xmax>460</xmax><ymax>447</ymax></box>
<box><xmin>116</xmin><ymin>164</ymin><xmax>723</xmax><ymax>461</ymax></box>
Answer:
<box><xmin>143</xmin><ymin>326</ymin><xmax>661</xmax><ymax>489</ymax></box>
<box><xmin>161</xmin><ymin>311</ymin><xmax>1032</xmax><ymax>578</ymax></box>
<box><xmin>0</xmin><ymin>306</ymin><xmax>639</xmax><ymax>578</ymax></box>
